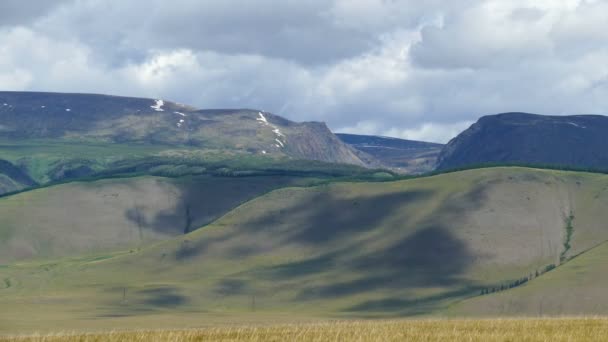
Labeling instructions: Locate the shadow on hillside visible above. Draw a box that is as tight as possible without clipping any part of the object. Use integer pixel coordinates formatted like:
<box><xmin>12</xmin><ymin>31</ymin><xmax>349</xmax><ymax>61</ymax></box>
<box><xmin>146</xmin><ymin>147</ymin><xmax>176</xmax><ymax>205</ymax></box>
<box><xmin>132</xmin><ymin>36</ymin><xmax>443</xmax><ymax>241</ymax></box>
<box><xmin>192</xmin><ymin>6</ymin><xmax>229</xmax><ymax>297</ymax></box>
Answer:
<box><xmin>293</xmin><ymin>225</ymin><xmax>474</xmax><ymax>300</ymax></box>
<box><xmin>244</xmin><ymin>190</ymin><xmax>433</xmax><ymax>245</ymax></box>
<box><xmin>166</xmin><ymin>181</ymin><xmax>492</xmax><ymax>314</ymax></box>
<box><xmin>170</xmin><ymin>189</ymin><xmax>434</xmax><ymax>261</ymax></box>
<box><xmin>343</xmin><ymin>286</ymin><xmax>484</xmax><ymax>316</ymax></box>
<box><xmin>124</xmin><ymin>176</ymin><xmax>296</xmax><ymax>236</ymax></box>
<box><xmin>97</xmin><ymin>285</ymin><xmax>191</xmax><ymax>317</ymax></box>
<box><xmin>251</xmin><ymin>183</ymin><xmax>491</xmax><ymax>311</ymax></box>
<box><xmin>138</xmin><ymin>287</ymin><xmax>189</xmax><ymax>307</ymax></box>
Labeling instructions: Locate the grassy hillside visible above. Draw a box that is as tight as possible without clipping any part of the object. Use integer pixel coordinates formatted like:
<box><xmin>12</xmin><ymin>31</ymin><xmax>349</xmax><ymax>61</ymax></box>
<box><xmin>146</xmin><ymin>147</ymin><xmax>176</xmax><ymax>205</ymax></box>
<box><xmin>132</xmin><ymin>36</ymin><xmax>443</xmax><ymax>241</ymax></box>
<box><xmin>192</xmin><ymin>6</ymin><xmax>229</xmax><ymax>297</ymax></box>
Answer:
<box><xmin>3</xmin><ymin>167</ymin><xmax>608</xmax><ymax>332</ymax></box>
<box><xmin>0</xmin><ymin>175</ymin><xmax>323</xmax><ymax>263</ymax></box>
<box><xmin>450</xmin><ymin>240</ymin><xmax>608</xmax><ymax>316</ymax></box>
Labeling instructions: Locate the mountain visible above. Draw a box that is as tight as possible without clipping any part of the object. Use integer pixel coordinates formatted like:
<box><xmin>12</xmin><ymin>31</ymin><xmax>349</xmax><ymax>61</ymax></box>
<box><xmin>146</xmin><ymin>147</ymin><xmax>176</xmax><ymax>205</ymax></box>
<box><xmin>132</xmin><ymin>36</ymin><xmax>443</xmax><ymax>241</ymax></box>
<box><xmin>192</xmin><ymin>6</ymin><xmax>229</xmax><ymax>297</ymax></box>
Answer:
<box><xmin>437</xmin><ymin>112</ymin><xmax>608</xmax><ymax>171</ymax></box>
<box><xmin>3</xmin><ymin>167</ymin><xmax>608</xmax><ymax>330</ymax></box>
<box><xmin>0</xmin><ymin>91</ymin><xmax>384</xmax><ymax>196</ymax></box>
<box><xmin>337</xmin><ymin>133</ymin><xmax>443</xmax><ymax>174</ymax></box>
<box><xmin>0</xmin><ymin>91</ymin><xmax>367</xmax><ymax>165</ymax></box>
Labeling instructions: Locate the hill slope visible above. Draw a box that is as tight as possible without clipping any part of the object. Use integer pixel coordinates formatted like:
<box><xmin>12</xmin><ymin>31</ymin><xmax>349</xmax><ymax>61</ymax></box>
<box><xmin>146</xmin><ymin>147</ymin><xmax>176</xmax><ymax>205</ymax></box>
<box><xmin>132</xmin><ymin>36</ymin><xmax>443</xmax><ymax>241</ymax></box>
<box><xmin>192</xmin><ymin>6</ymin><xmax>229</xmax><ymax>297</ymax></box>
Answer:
<box><xmin>437</xmin><ymin>113</ymin><xmax>608</xmax><ymax>171</ymax></box>
<box><xmin>3</xmin><ymin>167</ymin><xmax>608</xmax><ymax>331</ymax></box>
<box><xmin>0</xmin><ymin>175</ymin><xmax>320</xmax><ymax>263</ymax></box>
<box><xmin>337</xmin><ymin>133</ymin><xmax>443</xmax><ymax>174</ymax></box>
<box><xmin>451</xmin><ymin>241</ymin><xmax>608</xmax><ymax>316</ymax></box>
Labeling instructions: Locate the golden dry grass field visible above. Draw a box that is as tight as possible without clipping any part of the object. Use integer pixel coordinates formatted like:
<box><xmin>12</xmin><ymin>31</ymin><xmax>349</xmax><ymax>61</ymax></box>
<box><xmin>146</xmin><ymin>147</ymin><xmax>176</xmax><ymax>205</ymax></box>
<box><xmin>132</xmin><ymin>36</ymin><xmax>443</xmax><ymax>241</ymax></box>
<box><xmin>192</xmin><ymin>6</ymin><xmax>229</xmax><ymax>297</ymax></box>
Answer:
<box><xmin>2</xmin><ymin>318</ymin><xmax>608</xmax><ymax>342</ymax></box>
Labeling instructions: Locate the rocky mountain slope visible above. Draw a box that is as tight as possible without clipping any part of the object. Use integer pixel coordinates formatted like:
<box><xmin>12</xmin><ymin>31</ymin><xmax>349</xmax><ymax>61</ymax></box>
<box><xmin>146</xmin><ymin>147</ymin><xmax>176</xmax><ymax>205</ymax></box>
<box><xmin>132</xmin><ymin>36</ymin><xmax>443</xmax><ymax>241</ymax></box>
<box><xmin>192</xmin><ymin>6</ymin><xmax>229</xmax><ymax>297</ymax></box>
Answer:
<box><xmin>437</xmin><ymin>112</ymin><xmax>608</xmax><ymax>171</ymax></box>
<box><xmin>337</xmin><ymin>133</ymin><xmax>443</xmax><ymax>174</ymax></box>
<box><xmin>0</xmin><ymin>91</ymin><xmax>372</xmax><ymax>166</ymax></box>
<box><xmin>0</xmin><ymin>91</ymin><xmax>384</xmax><ymax>196</ymax></box>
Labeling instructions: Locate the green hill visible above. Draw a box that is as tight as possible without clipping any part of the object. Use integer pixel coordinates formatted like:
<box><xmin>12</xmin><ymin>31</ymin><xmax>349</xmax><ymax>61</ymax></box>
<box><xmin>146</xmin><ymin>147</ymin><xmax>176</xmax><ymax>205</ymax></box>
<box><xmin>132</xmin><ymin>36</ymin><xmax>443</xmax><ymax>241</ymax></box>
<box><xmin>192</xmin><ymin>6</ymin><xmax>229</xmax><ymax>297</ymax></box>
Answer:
<box><xmin>0</xmin><ymin>175</ymin><xmax>320</xmax><ymax>263</ymax></box>
<box><xmin>449</xmin><ymin>240</ymin><xmax>608</xmax><ymax>316</ymax></box>
<box><xmin>3</xmin><ymin>167</ymin><xmax>608</xmax><ymax>332</ymax></box>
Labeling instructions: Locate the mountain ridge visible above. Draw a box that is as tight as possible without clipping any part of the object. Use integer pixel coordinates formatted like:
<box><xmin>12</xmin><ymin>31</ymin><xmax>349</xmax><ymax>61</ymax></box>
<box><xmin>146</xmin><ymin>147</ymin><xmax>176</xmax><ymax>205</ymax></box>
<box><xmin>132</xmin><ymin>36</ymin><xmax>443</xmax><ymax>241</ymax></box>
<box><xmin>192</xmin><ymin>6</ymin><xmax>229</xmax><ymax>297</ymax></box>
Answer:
<box><xmin>437</xmin><ymin>112</ymin><xmax>608</xmax><ymax>171</ymax></box>
<box><xmin>0</xmin><ymin>91</ymin><xmax>374</xmax><ymax>167</ymax></box>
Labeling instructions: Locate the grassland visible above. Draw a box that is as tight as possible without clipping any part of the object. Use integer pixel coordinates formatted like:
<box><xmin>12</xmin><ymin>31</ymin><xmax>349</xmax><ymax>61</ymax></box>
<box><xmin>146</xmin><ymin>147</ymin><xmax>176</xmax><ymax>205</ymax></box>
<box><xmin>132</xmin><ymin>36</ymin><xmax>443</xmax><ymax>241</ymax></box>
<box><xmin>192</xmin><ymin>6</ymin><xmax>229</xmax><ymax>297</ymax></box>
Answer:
<box><xmin>3</xmin><ymin>318</ymin><xmax>608</xmax><ymax>341</ymax></box>
<box><xmin>3</xmin><ymin>167</ymin><xmax>608</xmax><ymax>333</ymax></box>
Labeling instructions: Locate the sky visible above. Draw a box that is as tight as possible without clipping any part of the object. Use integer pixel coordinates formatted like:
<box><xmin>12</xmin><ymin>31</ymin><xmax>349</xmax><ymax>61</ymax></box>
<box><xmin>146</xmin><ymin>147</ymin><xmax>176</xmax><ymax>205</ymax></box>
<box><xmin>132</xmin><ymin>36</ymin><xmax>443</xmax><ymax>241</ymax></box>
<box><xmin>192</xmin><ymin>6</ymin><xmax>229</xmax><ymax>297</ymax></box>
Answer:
<box><xmin>1</xmin><ymin>0</ymin><xmax>607</xmax><ymax>143</ymax></box>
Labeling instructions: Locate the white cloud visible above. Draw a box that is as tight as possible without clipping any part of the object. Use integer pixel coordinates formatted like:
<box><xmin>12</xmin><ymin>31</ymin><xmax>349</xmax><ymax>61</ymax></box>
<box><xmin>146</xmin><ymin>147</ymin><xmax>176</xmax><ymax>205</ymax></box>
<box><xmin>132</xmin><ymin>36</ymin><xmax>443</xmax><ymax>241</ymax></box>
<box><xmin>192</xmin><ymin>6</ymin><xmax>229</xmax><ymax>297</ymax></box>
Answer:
<box><xmin>336</xmin><ymin>119</ymin><xmax>473</xmax><ymax>144</ymax></box>
<box><xmin>1</xmin><ymin>0</ymin><xmax>608</xmax><ymax>143</ymax></box>
<box><xmin>386</xmin><ymin>121</ymin><xmax>474</xmax><ymax>143</ymax></box>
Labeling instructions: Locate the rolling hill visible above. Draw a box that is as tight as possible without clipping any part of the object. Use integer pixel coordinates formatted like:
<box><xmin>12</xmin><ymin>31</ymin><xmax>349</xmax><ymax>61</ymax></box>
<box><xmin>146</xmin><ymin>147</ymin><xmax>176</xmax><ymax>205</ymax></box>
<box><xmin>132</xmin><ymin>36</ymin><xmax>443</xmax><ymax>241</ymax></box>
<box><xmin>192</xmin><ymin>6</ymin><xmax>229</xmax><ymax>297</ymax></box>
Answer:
<box><xmin>337</xmin><ymin>133</ymin><xmax>443</xmax><ymax>174</ymax></box>
<box><xmin>0</xmin><ymin>175</ymin><xmax>322</xmax><ymax>263</ymax></box>
<box><xmin>437</xmin><ymin>112</ymin><xmax>608</xmax><ymax>171</ymax></box>
<box><xmin>3</xmin><ymin>167</ymin><xmax>608</xmax><ymax>332</ymax></box>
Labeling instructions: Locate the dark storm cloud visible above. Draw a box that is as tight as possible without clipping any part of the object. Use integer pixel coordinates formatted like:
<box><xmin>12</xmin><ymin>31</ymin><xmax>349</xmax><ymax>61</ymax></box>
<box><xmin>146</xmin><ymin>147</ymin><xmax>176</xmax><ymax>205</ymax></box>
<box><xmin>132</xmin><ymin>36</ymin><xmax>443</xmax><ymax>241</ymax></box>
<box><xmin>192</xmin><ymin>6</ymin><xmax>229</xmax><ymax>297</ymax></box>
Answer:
<box><xmin>1</xmin><ymin>0</ymin><xmax>607</xmax><ymax>143</ymax></box>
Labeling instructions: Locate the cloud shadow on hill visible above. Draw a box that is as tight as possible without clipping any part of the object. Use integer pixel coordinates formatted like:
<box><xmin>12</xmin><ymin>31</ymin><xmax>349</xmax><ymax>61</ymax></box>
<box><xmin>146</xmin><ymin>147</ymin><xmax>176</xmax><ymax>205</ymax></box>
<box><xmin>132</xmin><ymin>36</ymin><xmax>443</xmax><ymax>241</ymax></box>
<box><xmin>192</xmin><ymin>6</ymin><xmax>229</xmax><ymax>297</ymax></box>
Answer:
<box><xmin>246</xmin><ymin>183</ymin><xmax>491</xmax><ymax>311</ymax></box>
<box><xmin>123</xmin><ymin>176</ymin><xmax>298</xmax><ymax>237</ymax></box>
<box><xmin>242</xmin><ymin>190</ymin><xmax>433</xmax><ymax>246</ymax></box>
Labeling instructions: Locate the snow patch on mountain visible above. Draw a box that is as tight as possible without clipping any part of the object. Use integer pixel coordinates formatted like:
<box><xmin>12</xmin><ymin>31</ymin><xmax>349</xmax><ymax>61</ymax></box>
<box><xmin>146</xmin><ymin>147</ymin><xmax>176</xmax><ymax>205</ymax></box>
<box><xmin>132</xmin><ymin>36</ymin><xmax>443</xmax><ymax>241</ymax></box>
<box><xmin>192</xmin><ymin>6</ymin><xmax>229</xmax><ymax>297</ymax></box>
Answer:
<box><xmin>566</xmin><ymin>122</ymin><xmax>586</xmax><ymax>129</ymax></box>
<box><xmin>256</xmin><ymin>112</ymin><xmax>268</xmax><ymax>124</ymax></box>
<box><xmin>151</xmin><ymin>99</ymin><xmax>164</xmax><ymax>112</ymax></box>
<box><xmin>257</xmin><ymin>112</ymin><xmax>286</xmax><ymax>149</ymax></box>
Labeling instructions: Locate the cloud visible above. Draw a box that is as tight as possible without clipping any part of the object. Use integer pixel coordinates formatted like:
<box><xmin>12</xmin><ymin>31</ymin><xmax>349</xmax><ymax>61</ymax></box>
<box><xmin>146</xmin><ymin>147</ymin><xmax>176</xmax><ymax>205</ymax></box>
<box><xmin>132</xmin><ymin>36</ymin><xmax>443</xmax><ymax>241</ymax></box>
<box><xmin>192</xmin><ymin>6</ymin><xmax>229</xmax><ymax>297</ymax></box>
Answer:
<box><xmin>0</xmin><ymin>0</ymin><xmax>69</xmax><ymax>27</ymax></box>
<box><xmin>336</xmin><ymin>119</ymin><xmax>473</xmax><ymax>144</ymax></box>
<box><xmin>1</xmin><ymin>0</ymin><xmax>608</xmax><ymax>143</ymax></box>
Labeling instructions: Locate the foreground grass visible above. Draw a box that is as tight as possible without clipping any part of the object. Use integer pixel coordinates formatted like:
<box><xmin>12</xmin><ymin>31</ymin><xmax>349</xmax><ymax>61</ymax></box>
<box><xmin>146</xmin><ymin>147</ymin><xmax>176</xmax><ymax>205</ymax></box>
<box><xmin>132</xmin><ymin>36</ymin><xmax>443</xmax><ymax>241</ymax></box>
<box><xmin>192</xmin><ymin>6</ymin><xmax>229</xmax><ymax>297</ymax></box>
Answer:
<box><xmin>3</xmin><ymin>318</ymin><xmax>608</xmax><ymax>341</ymax></box>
